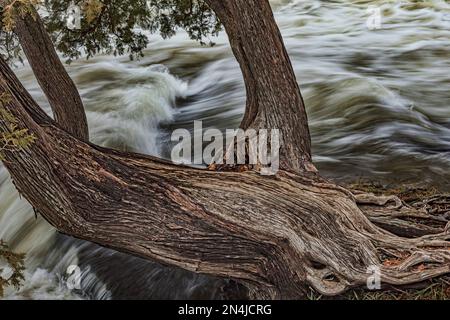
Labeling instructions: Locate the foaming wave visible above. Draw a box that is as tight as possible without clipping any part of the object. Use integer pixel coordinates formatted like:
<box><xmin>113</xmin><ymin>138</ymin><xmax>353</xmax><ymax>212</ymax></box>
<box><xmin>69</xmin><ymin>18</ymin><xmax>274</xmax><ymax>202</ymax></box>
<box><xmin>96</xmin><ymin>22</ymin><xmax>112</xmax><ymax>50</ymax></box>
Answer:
<box><xmin>2</xmin><ymin>269</ymin><xmax>81</xmax><ymax>300</ymax></box>
<box><xmin>80</xmin><ymin>63</ymin><xmax>186</xmax><ymax>156</ymax></box>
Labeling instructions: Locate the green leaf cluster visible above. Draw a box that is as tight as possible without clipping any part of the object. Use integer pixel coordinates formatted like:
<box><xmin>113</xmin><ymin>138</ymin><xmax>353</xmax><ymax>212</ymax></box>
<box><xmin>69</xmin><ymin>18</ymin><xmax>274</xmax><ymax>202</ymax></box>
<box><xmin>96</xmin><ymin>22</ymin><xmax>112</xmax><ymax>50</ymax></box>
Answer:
<box><xmin>1</xmin><ymin>0</ymin><xmax>222</xmax><ymax>63</ymax></box>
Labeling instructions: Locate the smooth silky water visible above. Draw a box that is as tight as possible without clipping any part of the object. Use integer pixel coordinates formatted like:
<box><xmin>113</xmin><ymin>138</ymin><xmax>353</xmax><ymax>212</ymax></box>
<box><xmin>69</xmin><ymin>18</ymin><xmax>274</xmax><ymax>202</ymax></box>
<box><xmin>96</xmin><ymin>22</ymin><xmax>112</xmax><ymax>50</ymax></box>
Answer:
<box><xmin>1</xmin><ymin>0</ymin><xmax>449</xmax><ymax>299</ymax></box>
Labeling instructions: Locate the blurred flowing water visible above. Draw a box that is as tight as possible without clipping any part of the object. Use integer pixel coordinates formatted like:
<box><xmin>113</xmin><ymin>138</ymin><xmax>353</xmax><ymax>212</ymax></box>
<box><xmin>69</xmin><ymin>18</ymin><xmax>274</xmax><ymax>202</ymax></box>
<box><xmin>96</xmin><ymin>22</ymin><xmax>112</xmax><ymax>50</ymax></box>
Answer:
<box><xmin>1</xmin><ymin>0</ymin><xmax>450</xmax><ymax>299</ymax></box>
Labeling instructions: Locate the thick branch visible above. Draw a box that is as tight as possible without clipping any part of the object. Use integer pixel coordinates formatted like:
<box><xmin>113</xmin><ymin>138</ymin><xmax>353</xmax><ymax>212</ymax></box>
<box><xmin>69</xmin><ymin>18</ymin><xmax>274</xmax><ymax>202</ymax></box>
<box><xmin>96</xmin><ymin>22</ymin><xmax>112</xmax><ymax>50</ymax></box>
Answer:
<box><xmin>205</xmin><ymin>0</ymin><xmax>313</xmax><ymax>173</ymax></box>
<box><xmin>11</xmin><ymin>6</ymin><xmax>89</xmax><ymax>141</ymax></box>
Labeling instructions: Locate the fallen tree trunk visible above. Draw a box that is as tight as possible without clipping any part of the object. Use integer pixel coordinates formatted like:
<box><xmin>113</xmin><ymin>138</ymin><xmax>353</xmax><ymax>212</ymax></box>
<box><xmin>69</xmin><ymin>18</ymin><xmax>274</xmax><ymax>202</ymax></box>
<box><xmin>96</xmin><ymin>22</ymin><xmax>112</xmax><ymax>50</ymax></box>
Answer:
<box><xmin>0</xmin><ymin>0</ymin><xmax>449</xmax><ymax>299</ymax></box>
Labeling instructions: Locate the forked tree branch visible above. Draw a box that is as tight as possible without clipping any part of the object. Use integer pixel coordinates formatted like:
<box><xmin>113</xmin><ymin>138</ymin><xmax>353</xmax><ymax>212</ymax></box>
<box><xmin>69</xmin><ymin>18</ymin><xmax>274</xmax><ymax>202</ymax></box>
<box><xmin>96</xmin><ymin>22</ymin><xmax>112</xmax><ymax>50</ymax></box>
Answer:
<box><xmin>8</xmin><ymin>0</ymin><xmax>312</xmax><ymax>171</ymax></box>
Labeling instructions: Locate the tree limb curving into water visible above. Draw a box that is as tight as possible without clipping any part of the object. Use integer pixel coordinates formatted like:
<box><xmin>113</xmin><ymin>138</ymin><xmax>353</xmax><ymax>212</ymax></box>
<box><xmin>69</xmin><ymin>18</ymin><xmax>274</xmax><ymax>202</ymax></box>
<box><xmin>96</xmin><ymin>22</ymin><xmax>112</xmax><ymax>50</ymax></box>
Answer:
<box><xmin>0</xmin><ymin>0</ymin><xmax>449</xmax><ymax>299</ymax></box>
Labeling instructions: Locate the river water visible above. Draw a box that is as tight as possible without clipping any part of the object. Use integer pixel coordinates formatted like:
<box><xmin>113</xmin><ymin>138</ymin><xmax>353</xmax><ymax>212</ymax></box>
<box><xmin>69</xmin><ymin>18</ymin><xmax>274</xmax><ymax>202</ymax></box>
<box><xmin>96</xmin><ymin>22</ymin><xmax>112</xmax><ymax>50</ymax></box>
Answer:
<box><xmin>1</xmin><ymin>0</ymin><xmax>449</xmax><ymax>299</ymax></box>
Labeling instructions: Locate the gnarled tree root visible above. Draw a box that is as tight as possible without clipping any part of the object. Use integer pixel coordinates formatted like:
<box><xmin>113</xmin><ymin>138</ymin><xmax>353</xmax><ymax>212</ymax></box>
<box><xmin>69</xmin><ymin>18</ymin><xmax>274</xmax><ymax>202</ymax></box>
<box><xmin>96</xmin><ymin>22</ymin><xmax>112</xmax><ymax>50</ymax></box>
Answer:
<box><xmin>356</xmin><ymin>191</ymin><xmax>449</xmax><ymax>238</ymax></box>
<box><xmin>296</xmin><ymin>188</ymin><xmax>450</xmax><ymax>298</ymax></box>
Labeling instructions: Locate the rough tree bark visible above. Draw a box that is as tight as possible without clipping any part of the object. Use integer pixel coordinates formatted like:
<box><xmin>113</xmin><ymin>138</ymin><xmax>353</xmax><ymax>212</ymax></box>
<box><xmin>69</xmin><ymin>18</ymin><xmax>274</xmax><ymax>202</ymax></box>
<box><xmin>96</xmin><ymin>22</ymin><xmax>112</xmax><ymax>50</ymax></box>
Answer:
<box><xmin>0</xmin><ymin>0</ymin><xmax>449</xmax><ymax>299</ymax></box>
<box><xmin>206</xmin><ymin>0</ymin><xmax>314</xmax><ymax>173</ymax></box>
<box><xmin>11</xmin><ymin>5</ymin><xmax>89</xmax><ymax>141</ymax></box>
